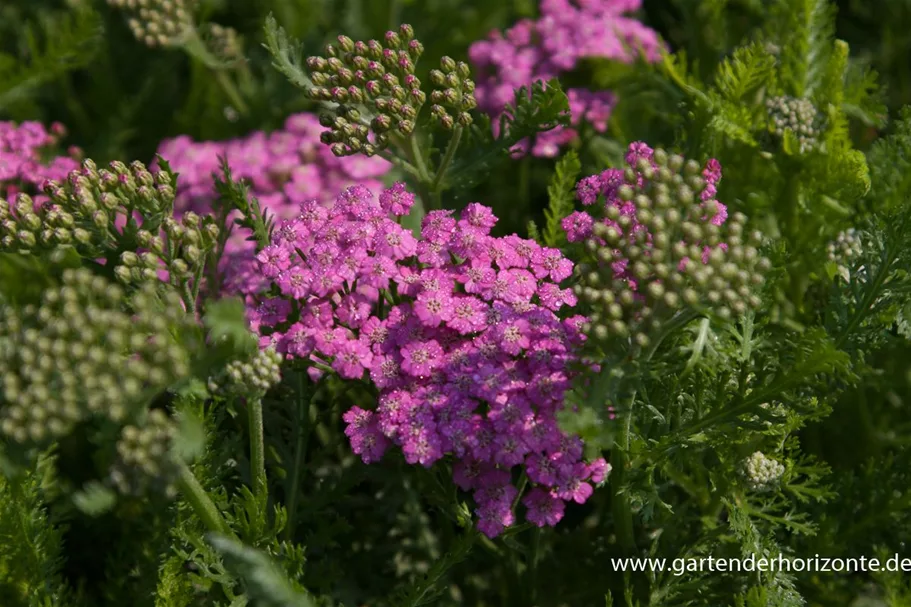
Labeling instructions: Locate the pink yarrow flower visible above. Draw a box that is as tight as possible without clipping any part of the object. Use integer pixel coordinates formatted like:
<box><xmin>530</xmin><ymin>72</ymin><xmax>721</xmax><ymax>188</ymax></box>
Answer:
<box><xmin>250</xmin><ymin>182</ymin><xmax>603</xmax><ymax>538</ymax></box>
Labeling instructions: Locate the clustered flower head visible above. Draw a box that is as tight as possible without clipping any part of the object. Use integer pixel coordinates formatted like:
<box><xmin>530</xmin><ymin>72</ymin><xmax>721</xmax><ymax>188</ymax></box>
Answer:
<box><xmin>742</xmin><ymin>451</ymin><xmax>785</xmax><ymax>492</ymax></box>
<box><xmin>826</xmin><ymin>227</ymin><xmax>862</xmax><ymax>281</ymax></box>
<box><xmin>249</xmin><ymin>183</ymin><xmax>607</xmax><ymax>537</ymax></box>
<box><xmin>0</xmin><ymin>269</ymin><xmax>193</xmax><ymax>455</ymax></box>
<box><xmin>469</xmin><ymin>0</ymin><xmax>662</xmax><ymax>157</ymax></box>
<box><xmin>0</xmin><ymin>159</ymin><xmax>219</xmax><ymax>291</ymax></box>
<box><xmin>0</xmin><ymin>121</ymin><xmax>81</xmax><ymax>202</ymax></box>
<box><xmin>155</xmin><ymin>113</ymin><xmax>391</xmax><ymax>293</ymax></box>
<box><xmin>109</xmin><ymin>408</ymin><xmax>180</xmax><ymax>499</ymax></box>
<box><xmin>428</xmin><ymin>56</ymin><xmax>477</xmax><ymax>131</ymax></box>
<box><xmin>208</xmin><ymin>346</ymin><xmax>283</xmax><ymax>399</ymax></box>
<box><xmin>568</xmin><ymin>142</ymin><xmax>769</xmax><ymax>348</ymax></box>
<box><xmin>199</xmin><ymin>22</ymin><xmax>243</xmax><ymax>63</ymax></box>
<box><xmin>106</xmin><ymin>0</ymin><xmax>195</xmax><ymax>48</ymax></box>
<box><xmin>766</xmin><ymin>95</ymin><xmax>823</xmax><ymax>154</ymax></box>
<box><xmin>304</xmin><ymin>24</ymin><xmax>430</xmax><ymax>156</ymax></box>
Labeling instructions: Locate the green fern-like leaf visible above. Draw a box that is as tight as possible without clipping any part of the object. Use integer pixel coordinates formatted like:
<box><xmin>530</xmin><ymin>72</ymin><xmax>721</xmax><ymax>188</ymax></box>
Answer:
<box><xmin>387</xmin><ymin>529</ymin><xmax>476</xmax><ymax>607</ymax></box>
<box><xmin>208</xmin><ymin>534</ymin><xmax>315</xmax><ymax>607</ymax></box>
<box><xmin>843</xmin><ymin>60</ymin><xmax>887</xmax><ymax>128</ymax></box>
<box><xmin>0</xmin><ymin>456</ymin><xmax>79</xmax><ymax>607</ymax></box>
<box><xmin>261</xmin><ymin>14</ymin><xmax>311</xmax><ymax>91</ymax></box>
<box><xmin>776</xmin><ymin>0</ymin><xmax>836</xmax><ymax>99</ymax></box>
<box><xmin>213</xmin><ymin>157</ymin><xmax>276</xmax><ymax>251</ymax></box>
<box><xmin>713</xmin><ymin>43</ymin><xmax>776</xmax><ymax>103</ymax></box>
<box><xmin>446</xmin><ymin>79</ymin><xmax>571</xmax><ymax>190</ymax></box>
<box><xmin>543</xmin><ymin>150</ymin><xmax>582</xmax><ymax>248</ymax></box>
<box><xmin>526</xmin><ymin>219</ymin><xmax>541</xmax><ymax>242</ymax></box>
<box><xmin>0</xmin><ymin>8</ymin><xmax>101</xmax><ymax>112</ymax></box>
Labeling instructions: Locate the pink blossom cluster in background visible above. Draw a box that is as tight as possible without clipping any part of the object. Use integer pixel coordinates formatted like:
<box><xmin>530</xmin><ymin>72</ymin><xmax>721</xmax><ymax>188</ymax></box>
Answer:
<box><xmin>249</xmin><ymin>182</ymin><xmax>608</xmax><ymax>537</ymax></box>
<box><xmin>562</xmin><ymin>141</ymin><xmax>728</xmax><ymax>284</ymax></box>
<box><xmin>155</xmin><ymin>113</ymin><xmax>392</xmax><ymax>293</ymax></box>
<box><xmin>0</xmin><ymin>121</ymin><xmax>81</xmax><ymax>203</ymax></box>
<box><xmin>469</xmin><ymin>0</ymin><xmax>662</xmax><ymax>157</ymax></box>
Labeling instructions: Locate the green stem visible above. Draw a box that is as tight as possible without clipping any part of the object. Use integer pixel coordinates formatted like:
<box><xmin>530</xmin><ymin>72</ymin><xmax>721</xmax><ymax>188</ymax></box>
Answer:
<box><xmin>611</xmin><ymin>402</ymin><xmax>636</xmax><ymax>555</ymax></box>
<box><xmin>409</xmin><ymin>134</ymin><xmax>432</xmax><ymax>183</ymax></box>
<box><xmin>177</xmin><ymin>461</ymin><xmax>234</xmax><ymax>538</ymax></box>
<box><xmin>530</xmin><ymin>528</ymin><xmax>542</xmax><ymax>604</ymax></box>
<box><xmin>610</xmin><ymin>310</ymin><xmax>698</xmax><ymax>556</ymax></box>
<box><xmin>284</xmin><ymin>374</ymin><xmax>313</xmax><ymax>541</ymax></box>
<box><xmin>180</xmin><ymin>30</ymin><xmax>250</xmax><ymax>117</ymax></box>
<box><xmin>430</xmin><ymin>126</ymin><xmax>463</xmax><ymax>194</ymax></box>
<box><xmin>399</xmin><ymin>133</ymin><xmax>437</xmax><ymax>212</ymax></box>
<box><xmin>180</xmin><ymin>282</ymin><xmax>197</xmax><ymax>316</ymax></box>
<box><xmin>377</xmin><ymin>150</ymin><xmax>422</xmax><ymax>180</ymax></box>
<box><xmin>309</xmin><ymin>360</ymin><xmax>336</xmax><ymax>375</ymax></box>
<box><xmin>248</xmin><ymin>397</ymin><xmax>267</xmax><ymax>501</ymax></box>
<box><xmin>213</xmin><ymin>70</ymin><xmax>250</xmax><ymax>117</ymax></box>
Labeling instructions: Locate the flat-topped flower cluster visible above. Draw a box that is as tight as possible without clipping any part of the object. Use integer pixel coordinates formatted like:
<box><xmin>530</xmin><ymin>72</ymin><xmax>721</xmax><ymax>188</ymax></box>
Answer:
<box><xmin>249</xmin><ymin>183</ymin><xmax>608</xmax><ymax>537</ymax></box>
<box><xmin>567</xmin><ymin>142</ymin><xmax>768</xmax><ymax>347</ymax></box>
<box><xmin>155</xmin><ymin>113</ymin><xmax>392</xmax><ymax>293</ymax></box>
<box><xmin>0</xmin><ymin>121</ymin><xmax>81</xmax><ymax>202</ymax></box>
<box><xmin>469</xmin><ymin>0</ymin><xmax>663</xmax><ymax>156</ymax></box>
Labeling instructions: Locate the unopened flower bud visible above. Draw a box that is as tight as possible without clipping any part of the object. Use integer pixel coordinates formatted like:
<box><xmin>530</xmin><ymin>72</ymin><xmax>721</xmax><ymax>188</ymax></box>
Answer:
<box><xmin>307</xmin><ymin>56</ymin><xmax>328</xmax><ymax>72</ymax></box>
<box><xmin>384</xmin><ymin>31</ymin><xmax>402</xmax><ymax>49</ymax></box>
<box><xmin>397</xmin><ymin>120</ymin><xmax>415</xmax><ymax>135</ymax></box>
<box><xmin>337</xmin><ymin>35</ymin><xmax>355</xmax><ymax>52</ymax></box>
<box><xmin>407</xmin><ymin>40</ymin><xmax>423</xmax><ymax>59</ymax></box>
<box><xmin>438</xmin><ymin>114</ymin><xmax>455</xmax><ymax>130</ymax></box>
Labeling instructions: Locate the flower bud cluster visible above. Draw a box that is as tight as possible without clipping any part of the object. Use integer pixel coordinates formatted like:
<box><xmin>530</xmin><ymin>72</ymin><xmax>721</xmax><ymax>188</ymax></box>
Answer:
<box><xmin>0</xmin><ymin>159</ymin><xmax>219</xmax><ymax>290</ymax></box>
<box><xmin>826</xmin><ymin>228</ymin><xmax>862</xmax><ymax>265</ymax></box>
<box><xmin>199</xmin><ymin>22</ymin><xmax>243</xmax><ymax>63</ymax></box>
<box><xmin>207</xmin><ymin>346</ymin><xmax>282</xmax><ymax>399</ymax></box>
<box><xmin>155</xmin><ymin>113</ymin><xmax>391</xmax><ymax>294</ymax></box>
<box><xmin>109</xmin><ymin>409</ymin><xmax>180</xmax><ymax>499</ymax></box>
<box><xmin>305</xmin><ymin>24</ymin><xmax>426</xmax><ymax>156</ymax></box>
<box><xmin>566</xmin><ymin>142</ymin><xmax>769</xmax><ymax>348</ymax></box>
<box><xmin>742</xmin><ymin>451</ymin><xmax>785</xmax><ymax>492</ymax></box>
<box><xmin>428</xmin><ymin>57</ymin><xmax>477</xmax><ymax>130</ymax></box>
<box><xmin>826</xmin><ymin>228</ymin><xmax>863</xmax><ymax>282</ymax></box>
<box><xmin>766</xmin><ymin>95</ymin><xmax>823</xmax><ymax>154</ymax></box>
<box><xmin>0</xmin><ymin>268</ymin><xmax>194</xmax><ymax>451</ymax></box>
<box><xmin>0</xmin><ymin>121</ymin><xmax>81</xmax><ymax>202</ymax></box>
<box><xmin>106</xmin><ymin>0</ymin><xmax>195</xmax><ymax>48</ymax></box>
<box><xmin>468</xmin><ymin>0</ymin><xmax>662</xmax><ymax>157</ymax></box>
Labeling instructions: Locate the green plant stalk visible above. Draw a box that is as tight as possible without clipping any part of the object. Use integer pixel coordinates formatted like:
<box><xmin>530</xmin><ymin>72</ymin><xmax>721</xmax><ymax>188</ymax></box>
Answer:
<box><xmin>177</xmin><ymin>461</ymin><xmax>235</xmax><ymax>538</ymax></box>
<box><xmin>611</xmin><ymin>410</ymin><xmax>636</xmax><ymax>555</ymax></box>
<box><xmin>180</xmin><ymin>31</ymin><xmax>250</xmax><ymax>116</ymax></box>
<box><xmin>409</xmin><ymin>133</ymin><xmax>432</xmax><ymax>183</ymax></box>
<box><xmin>284</xmin><ymin>373</ymin><xmax>313</xmax><ymax>542</ymax></box>
<box><xmin>396</xmin><ymin>132</ymin><xmax>437</xmax><ymax>212</ymax></box>
<box><xmin>610</xmin><ymin>310</ymin><xmax>699</xmax><ymax>555</ymax></box>
<box><xmin>180</xmin><ymin>282</ymin><xmax>197</xmax><ymax>316</ymax></box>
<box><xmin>213</xmin><ymin>69</ymin><xmax>250</xmax><ymax>117</ymax></box>
<box><xmin>248</xmin><ymin>396</ymin><xmax>267</xmax><ymax>502</ymax></box>
<box><xmin>430</xmin><ymin>126</ymin><xmax>464</xmax><ymax>193</ymax></box>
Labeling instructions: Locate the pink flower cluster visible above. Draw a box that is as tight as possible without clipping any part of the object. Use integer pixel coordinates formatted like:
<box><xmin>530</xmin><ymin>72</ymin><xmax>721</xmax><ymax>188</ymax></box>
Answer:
<box><xmin>249</xmin><ymin>183</ymin><xmax>608</xmax><ymax>537</ymax></box>
<box><xmin>155</xmin><ymin>113</ymin><xmax>392</xmax><ymax>293</ymax></box>
<box><xmin>562</xmin><ymin>141</ymin><xmax>727</xmax><ymax>280</ymax></box>
<box><xmin>469</xmin><ymin>0</ymin><xmax>662</xmax><ymax>157</ymax></box>
<box><xmin>0</xmin><ymin>121</ymin><xmax>81</xmax><ymax>202</ymax></box>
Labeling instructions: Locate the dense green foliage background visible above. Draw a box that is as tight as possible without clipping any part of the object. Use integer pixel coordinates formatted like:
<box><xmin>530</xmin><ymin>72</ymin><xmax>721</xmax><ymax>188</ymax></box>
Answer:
<box><xmin>2</xmin><ymin>1</ymin><xmax>911</xmax><ymax>606</ymax></box>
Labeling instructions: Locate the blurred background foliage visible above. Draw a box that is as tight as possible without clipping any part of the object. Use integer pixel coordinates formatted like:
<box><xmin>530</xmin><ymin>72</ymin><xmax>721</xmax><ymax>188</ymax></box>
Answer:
<box><xmin>4</xmin><ymin>0</ymin><xmax>907</xmax><ymax>231</ymax></box>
